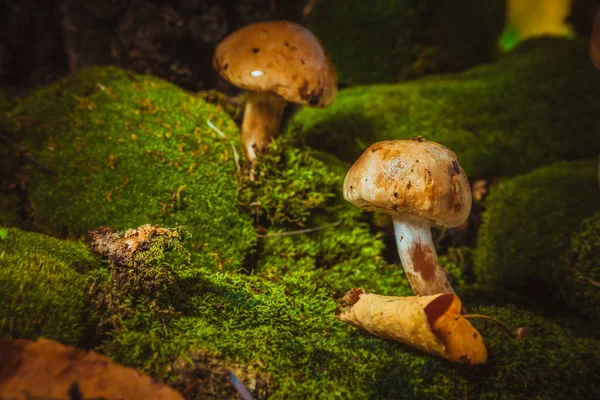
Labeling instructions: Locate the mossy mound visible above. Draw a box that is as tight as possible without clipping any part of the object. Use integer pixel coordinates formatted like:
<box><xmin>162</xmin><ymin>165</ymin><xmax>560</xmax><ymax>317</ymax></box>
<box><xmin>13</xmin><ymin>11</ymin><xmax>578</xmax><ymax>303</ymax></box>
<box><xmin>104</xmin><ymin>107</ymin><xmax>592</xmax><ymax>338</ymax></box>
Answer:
<box><xmin>11</xmin><ymin>66</ymin><xmax>255</xmax><ymax>271</ymax></box>
<box><xmin>289</xmin><ymin>38</ymin><xmax>600</xmax><ymax>178</ymax></box>
<box><xmin>559</xmin><ymin>211</ymin><xmax>600</xmax><ymax>323</ymax></box>
<box><xmin>0</xmin><ymin>227</ymin><xmax>101</xmax><ymax>345</ymax></box>
<box><xmin>307</xmin><ymin>0</ymin><xmax>505</xmax><ymax>86</ymax></box>
<box><xmin>474</xmin><ymin>160</ymin><xmax>600</xmax><ymax>304</ymax></box>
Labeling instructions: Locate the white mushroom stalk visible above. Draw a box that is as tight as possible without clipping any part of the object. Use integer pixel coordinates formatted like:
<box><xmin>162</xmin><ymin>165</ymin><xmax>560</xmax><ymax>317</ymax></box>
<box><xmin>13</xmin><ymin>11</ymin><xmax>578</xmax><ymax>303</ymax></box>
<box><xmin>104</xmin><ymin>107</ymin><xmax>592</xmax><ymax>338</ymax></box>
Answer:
<box><xmin>343</xmin><ymin>139</ymin><xmax>472</xmax><ymax>297</ymax></box>
<box><xmin>393</xmin><ymin>215</ymin><xmax>454</xmax><ymax>296</ymax></box>
<box><xmin>241</xmin><ymin>91</ymin><xmax>288</xmax><ymax>163</ymax></box>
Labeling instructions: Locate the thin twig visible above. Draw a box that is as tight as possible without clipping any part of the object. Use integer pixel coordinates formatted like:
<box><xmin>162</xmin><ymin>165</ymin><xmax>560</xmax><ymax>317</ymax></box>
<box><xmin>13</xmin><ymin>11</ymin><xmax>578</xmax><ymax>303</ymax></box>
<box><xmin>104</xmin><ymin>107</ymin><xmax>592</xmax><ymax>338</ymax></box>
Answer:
<box><xmin>206</xmin><ymin>120</ymin><xmax>241</xmax><ymax>172</ymax></box>
<box><xmin>579</xmin><ymin>275</ymin><xmax>600</xmax><ymax>289</ymax></box>
<box><xmin>257</xmin><ymin>221</ymin><xmax>341</xmax><ymax>239</ymax></box>
<box><xmin>160</xmin><ymin>315</ymin><xmax>169</xmax><ymax>337</ymax></box>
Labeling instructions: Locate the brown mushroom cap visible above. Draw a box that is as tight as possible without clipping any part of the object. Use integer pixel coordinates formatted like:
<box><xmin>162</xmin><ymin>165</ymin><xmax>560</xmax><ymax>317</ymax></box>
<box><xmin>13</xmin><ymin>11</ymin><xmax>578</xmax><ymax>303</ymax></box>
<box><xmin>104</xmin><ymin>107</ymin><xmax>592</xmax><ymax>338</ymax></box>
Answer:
<box><xmin>343</xmin><ymin>139</ymin><xmax>472</xmax><ymax>228</ymax></box>
<box><xmin>213</xmin><ymin>20</ymin><xmax>337</xmax><ymax>107</ymax></box>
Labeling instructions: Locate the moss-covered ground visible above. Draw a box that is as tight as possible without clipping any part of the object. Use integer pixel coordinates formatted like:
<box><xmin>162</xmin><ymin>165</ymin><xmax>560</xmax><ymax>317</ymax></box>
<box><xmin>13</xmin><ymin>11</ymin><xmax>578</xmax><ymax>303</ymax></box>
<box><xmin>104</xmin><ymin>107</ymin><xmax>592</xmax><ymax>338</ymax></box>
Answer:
<box><xmin>10</xmin><ymin>67</ymin><xmax>255</xmax><ymax>271</ymax></box>
<box><xmin>288</xmin><ymin>38</ymin><xmax>600</xmax><ymax>179</ymax></box>
<box><xmin>307</xmin><ymin>0</ymin><xmax>505</xmax><ymax>86</ymax></box>
<box><xmin>2</xmin><ymin>222</ymin><xmax>600</xmax><ymax>399</ymax></box>
<box><xmin>1</xmin><ymin>55</ymin><xmax>599</xmax><ymax>399</ymax></box>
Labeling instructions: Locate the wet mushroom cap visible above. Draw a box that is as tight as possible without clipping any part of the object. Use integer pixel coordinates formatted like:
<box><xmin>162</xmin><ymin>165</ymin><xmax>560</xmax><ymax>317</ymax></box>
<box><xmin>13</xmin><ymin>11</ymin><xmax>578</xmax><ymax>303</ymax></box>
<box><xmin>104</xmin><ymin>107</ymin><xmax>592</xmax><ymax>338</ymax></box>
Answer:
<box><xmin>213</xmin><ymin>20</ymin><xmax>337</xmax><ymax>107</ymax></box>
<box><xmin>343</xmin><ymin>139</ymin><xmax>472</xmax><ymax>228</ymax></box>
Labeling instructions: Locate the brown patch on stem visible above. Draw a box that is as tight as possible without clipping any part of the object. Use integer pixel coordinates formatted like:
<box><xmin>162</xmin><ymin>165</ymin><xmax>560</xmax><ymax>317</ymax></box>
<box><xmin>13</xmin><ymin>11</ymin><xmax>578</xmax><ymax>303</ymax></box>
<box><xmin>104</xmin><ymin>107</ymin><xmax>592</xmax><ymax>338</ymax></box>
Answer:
<box><xmin>410</xmin><ymin>243</ymin><xmax>436</xmax><ymax>282</ymax></box>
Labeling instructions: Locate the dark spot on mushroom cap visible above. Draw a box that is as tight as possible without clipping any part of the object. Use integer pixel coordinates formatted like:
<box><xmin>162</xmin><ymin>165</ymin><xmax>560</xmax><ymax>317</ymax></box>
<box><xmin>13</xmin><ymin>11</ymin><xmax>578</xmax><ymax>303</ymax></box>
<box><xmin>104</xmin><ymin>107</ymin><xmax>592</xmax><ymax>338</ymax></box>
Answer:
<box><xmin>452</xmin><ymin>160</ymin><xmax>461</xmax><ymax>175</ymax></box>
<box><xmin>223</xmin><ymin>63</ymin><xmax>229</xmax><ymax>71</ymax></box>
<box><xmin>301</xmin><ymin>59</ymin><xmax>305</xmax><ymax>64</ymax></box>
<box><xmin>297</xmin><ymin>78</ymin><xmax>325</xmax><ymax>106</ymax></box>
<box><xmin>252</xmin><ymin>48</ymin><xmax>260</xmax><ymax>53</ymax></box>
<box><xmin>391</xmin><ymin>205</ymin><xmax>398</xmax><ymax>210</ymax></box>
<box><xmin>393</xmin><ymin>192</ymin><xmax>398</xmax><ymax>198</ymax></box>
<box><xmin>473</xmin><ymin>333</ymin><xmax>478</xmax><ymax>338</ymax></box>
<box><xmin>454</xmin><ymin>203</ymin><xmax>462</xmax><ymax>212</ymax></box>
<box><xmin>284</xmin><ymin>41</ymin><xmax>289</xmax><ymax>46</ymax></box>
<box><xmin>406</xmin><ymin>181</ymin><xmax>412</xmax><ymax>189</ymax></box>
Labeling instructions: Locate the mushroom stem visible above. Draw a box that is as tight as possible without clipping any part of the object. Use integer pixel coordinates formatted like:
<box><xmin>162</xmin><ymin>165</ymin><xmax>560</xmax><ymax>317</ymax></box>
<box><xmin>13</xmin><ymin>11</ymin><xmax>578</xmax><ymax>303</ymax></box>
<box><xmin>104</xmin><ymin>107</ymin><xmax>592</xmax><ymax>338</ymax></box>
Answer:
<box><xmin>241</xmin><ymin>90</ymin><xmax>288</xmax><ymax>164</ymax></box>
<box><xmin>393</xmin><ymin>216</ymin><xmax>456</xmax><ymax>296</ymax></box>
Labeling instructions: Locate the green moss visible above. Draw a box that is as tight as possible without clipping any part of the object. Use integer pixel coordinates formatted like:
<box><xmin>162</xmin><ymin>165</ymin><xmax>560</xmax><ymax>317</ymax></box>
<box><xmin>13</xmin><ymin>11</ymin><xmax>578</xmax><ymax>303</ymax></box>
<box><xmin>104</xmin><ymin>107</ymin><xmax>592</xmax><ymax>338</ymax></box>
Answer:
<box><xmin>238</xmin><ymin>134</ymin><xmax>411</xmax><ymax>295</ymax></box>
<box><xmin>307</xmin><ymin>0</ymin><xmax>505</xmax><ymax>86</ymax></box>
<box><xmin>474</xmin><ymin>160</ymin><xmax>600</xmax><ymax>302</ymax></box>
<box><xmin>11</xmin><ymin>66</ymin><xmax>255</xmax><ymax>271</ymax></box>
<box><xmin>238</xmin><ymin>136</ymin><xmax>342</xmax><ymax>226</ymax></box>
<box><xmin>0</xmin><ymin>227</ymin><xmax>101</xmax><ymax>344</ymax></box>
<box><xmin>101</xmin><ymin>248</ymin><xmax>600</xmax><ymax>399</ymax></box>
<box><xmin>559</xmin><ymin>211</ymin><xmax>600</xmax><ymax>323</ymax></box>
<box><xmin>288</xmin><ymin>38</ymin><xmax>600</xmax><ymax>178</ymax></box>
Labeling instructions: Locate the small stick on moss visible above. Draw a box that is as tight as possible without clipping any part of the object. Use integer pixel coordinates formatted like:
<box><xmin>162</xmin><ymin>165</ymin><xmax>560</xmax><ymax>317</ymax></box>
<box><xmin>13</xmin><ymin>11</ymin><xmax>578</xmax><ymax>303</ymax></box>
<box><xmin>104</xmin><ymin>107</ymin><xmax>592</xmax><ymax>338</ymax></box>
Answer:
<box><xmin>461</xmin><ymin>314</ymin><xmax>528</xmax><ymax>340</ymax></box>
<box><xmin>257</xmin><ymin>221</ymin><xmax>341</xmax><ymax>239</ymax></box>
<box><xmin>576</xmin><ymin>274</ymin><xmax>600</xmax><ymax>289</ymax></box>
<box><xmin>206</xmin><ymin>120</ymin><xmax>241</xmax><ymax>172</ymax></box>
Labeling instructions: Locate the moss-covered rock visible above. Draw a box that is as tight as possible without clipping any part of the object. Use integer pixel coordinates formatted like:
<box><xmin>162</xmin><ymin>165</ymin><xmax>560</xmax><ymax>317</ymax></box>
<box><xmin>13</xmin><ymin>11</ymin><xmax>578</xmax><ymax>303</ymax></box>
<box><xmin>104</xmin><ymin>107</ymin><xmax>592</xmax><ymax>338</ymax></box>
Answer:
<box><xmin>0</xmin><ymin>227</ymin><xmax>101</xmax><ymax>345</ymax></box>
<box><xmin>307</xmin><ymin>0</ymin><xmax>505</xmax><ymax>86</ymax></box>
<box><xmin>11</xmin><ymin>66</ymin><xmax>255</xmax><ymax>271</ymax></box>
<box><xmin>559</xmin><ymin>211</ymin><xmax>600</xmax><ymax>323</ymax></box>
<box><xmin>474</xmin><ymin>160</ymin><xmax>600</xmax><ymax>303</ymax></box>
<box><xmin>288</xmin><ymin>38</ymin><xmax>600</xmax><ymax>178</ymax></box>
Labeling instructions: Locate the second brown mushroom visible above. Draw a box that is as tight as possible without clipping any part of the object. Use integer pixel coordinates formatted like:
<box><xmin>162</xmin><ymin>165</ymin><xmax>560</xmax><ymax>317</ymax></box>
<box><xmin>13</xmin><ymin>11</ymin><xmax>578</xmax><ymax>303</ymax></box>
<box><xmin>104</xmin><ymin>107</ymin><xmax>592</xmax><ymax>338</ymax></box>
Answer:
<box><xmin>213</xmin><ymin>20</ymin><xmax>337</xmax><ymax>165</ymax></box>
<box><xmin>343</xmin><ymin>138</ymin><xmax>472</xmax><ymax>296</ymax></box>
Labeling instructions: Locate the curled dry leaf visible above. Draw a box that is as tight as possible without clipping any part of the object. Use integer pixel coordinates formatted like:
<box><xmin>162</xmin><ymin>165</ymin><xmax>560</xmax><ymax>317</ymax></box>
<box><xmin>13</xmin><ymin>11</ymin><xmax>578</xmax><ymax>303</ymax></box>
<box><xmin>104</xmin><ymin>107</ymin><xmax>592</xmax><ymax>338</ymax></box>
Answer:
<box><xmin>0</xmin><ymin>337</ymin><xmax>183</xmax><ymax>400</ymax></box>
<box><xmin>335</xmin><ymin>288</ymin><xmax>488</xmax><ymax>365</ymax></box>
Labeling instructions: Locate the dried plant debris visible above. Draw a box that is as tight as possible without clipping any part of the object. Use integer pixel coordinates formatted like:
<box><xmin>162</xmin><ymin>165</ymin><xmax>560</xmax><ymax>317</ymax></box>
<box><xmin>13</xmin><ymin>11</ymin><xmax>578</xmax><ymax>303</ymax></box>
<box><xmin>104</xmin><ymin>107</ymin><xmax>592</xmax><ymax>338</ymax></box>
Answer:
<box><xmin>0</xmin><ymin>337</ymin><xmax>183</xmax><ymax>400</ymax></box>
<box><xmin>89</xmin><ymin>224</ymin><xmax>187</xmax><ymax>267</ymax></box>
<box><xmin>170</xmin><ymin>350</ymin><xmax>270</xmax><ymax>399</ymax></box>
<box><xmin>88</xmin><ymin>224</ymin><xmax>188</xmax><ymax>331</ymax></box>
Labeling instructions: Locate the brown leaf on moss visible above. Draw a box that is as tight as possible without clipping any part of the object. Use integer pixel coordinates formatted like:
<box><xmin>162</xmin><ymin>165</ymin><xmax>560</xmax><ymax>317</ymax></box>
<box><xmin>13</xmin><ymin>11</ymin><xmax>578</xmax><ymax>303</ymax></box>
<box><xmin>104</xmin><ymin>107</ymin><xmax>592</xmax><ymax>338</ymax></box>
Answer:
<box><xmin>336</xmin><ymin>289</ymin><xmax>487</xmax><ymax>365</ymax></box>
<box><xmin>88</xmin><ymin>224</ymin><xmax>183</xmax><ymax>267</ymax></box>
<box><xmin>0</xmin><ymin>337</ymin><xmax>183</xmax><ymax>400</ymax></box>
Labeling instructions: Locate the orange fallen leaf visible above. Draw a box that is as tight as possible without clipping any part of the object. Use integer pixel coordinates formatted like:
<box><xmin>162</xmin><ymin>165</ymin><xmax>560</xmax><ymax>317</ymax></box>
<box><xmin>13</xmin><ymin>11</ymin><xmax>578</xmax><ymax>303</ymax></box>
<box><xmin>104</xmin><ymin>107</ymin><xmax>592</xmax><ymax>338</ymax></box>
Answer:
<box><xmin>0</xmin><ymin>337</ymin><xmax>183</xmax><ymax>400</ymax></box>
<box><xmin>335</xmin><ymin>289</ymin><xmax>487</xmax><ymax>365</ymax></box>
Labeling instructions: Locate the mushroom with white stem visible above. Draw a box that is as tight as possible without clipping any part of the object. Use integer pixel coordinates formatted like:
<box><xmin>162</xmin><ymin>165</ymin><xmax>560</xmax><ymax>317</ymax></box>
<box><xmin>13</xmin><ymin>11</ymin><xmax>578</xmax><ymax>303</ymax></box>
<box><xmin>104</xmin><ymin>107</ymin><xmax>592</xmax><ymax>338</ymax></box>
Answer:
<box><xmin>213</xmin><ymin>20</ymin><xmax>337</xmax><ymax>166</ymax></box>
<box><xmin>343</xmin><ymin>138</ymin><xmax>472</xmax><ymax>296</ymax></box>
